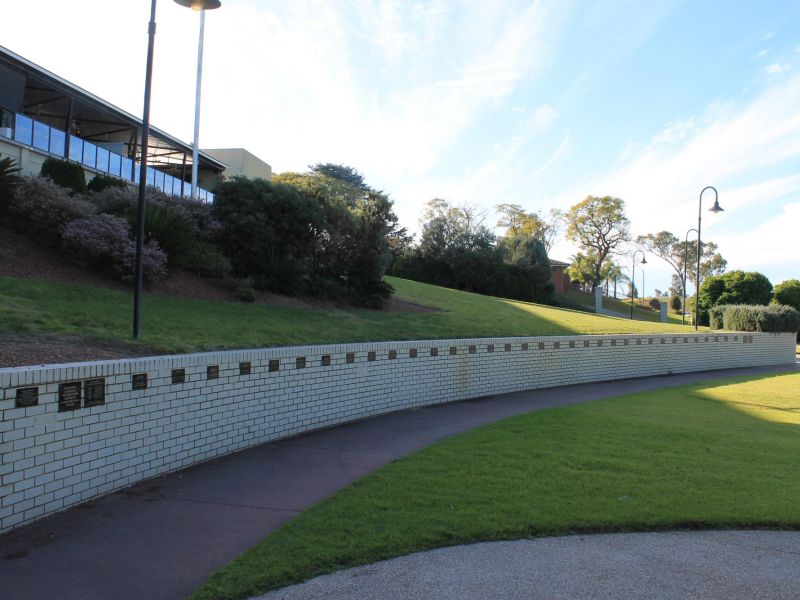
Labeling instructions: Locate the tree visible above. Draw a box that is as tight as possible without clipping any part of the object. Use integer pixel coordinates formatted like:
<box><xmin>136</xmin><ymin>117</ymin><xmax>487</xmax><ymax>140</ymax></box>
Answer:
<box><xmin>670</xmin><ymin>295</ymin><xmax>682</xmax><ymax>311</ymax></box>
<box><xmin>564</xmin><ymin>196</ymin><xmax>630</xmax><ymax>292</ymax></box>
<box><xmin>697</xmin><ymin>270</ymin><xmax>773</xmax><ymax>325</ymax></box>
<box><xmin>637</xmin><ymin>231</ymin><xmax>727</xmax><ymax>298</ymax></box>
<box><xmin>495</xmin><ymin>204</ymin><xmax>561</xmax><ymax>252</ymax></box>
<box><xmin>773</xmin><ymin>279</ymin><xmax>800</xmax><ymax>311</ymax></box>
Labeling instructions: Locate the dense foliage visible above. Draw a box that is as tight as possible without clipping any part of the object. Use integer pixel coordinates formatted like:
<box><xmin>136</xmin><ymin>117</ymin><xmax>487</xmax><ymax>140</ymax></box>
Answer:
<box><xmin>708</xmin><ymin>304</ymin><xmax>800</xmax><ymax>334</ymax></box>
<box><xmin>0</xmin><ymin>156</ymin><xmax>21</xmax><ymax>208</ymax></box>
<box><xmin>87</xmin><ymin>174</ymin><xmax>128</xmax><ymax>193</ymax></box>
<box><xmin>390</xmin><ymin>198</ymin><xmax>554</xmax><ymax>304</ymax></box>
<box><xmin>215</xmin><ymin>166</ymin><xmax>397</xmax><ymax>307</ymax></box>
<box><xmin>697</xmin><ymin>270</ymin><xmax>773</xmax><ymax>325</ymax></box>
<box><xmin>773</xmin><ymin>279</ymin><xmax>800</xmax><ymax>311</ymax></box>
<box><xmin>40</xmin><ymin>157</ymin><xmax>87</xmax><ymax>195</ymax></box>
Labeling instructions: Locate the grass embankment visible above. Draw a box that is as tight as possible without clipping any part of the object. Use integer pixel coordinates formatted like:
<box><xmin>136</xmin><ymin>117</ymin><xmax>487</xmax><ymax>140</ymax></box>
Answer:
<box><xmin>561</xmin><ymin>289</ymin><xmax>683</xmax><ymax>324</ymax></box>
<box><xmin>193</xmin><ymin>372</ymin><xmax>800</xmax><ymax>600</ymax></box>
<box><xmin>0</xmin><ymin>275</ymin><xmax>692</xmax><ymax>353</ymax></box>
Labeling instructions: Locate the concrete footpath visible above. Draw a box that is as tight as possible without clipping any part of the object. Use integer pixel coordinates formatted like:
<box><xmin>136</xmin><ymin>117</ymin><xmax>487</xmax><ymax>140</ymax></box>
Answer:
<box><xmin>0</xmin><ymin>363</ymin><xmax>796</xmax><ymax>600</ymax></box>
<box><xmin>255</xmin><ymin>531</ymin><xmax>800</xmax><ymax>600</ymax></box>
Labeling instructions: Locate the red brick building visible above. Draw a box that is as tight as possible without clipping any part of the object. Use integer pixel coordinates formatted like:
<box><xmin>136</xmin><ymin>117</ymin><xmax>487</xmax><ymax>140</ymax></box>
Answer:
<box><xmin>550</xmin><ymin>259</ymin><xmax>572</xmax><ymax>293</ymax></box>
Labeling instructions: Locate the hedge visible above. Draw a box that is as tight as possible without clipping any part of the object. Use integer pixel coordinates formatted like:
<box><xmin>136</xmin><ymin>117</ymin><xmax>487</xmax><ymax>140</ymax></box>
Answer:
<box><xmin>714</xmin><ymin>304</ymin><xmax>800</xmax><ymax>334</ymax></box>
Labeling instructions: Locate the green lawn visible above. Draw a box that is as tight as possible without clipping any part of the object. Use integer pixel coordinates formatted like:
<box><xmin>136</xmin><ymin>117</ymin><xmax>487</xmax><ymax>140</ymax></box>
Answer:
<box><xmin>192</xmin><ymin>372</ymin><xmax>800</xmax><ymax>600</ymax></box>
<box><xmin>0</xmin><ymin>276</ymin><xmax>694</xmax><ymax>353</ymax></box>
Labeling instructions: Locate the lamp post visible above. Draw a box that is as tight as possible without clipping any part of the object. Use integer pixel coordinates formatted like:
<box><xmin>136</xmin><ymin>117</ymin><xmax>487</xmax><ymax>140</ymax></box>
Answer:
<box><xmin>630</xmin><ymin>250</ymin><xmax>647</xmax><ymax>320</ymax></box>
<box><xmin>173</xmin><ymin>0</ymin><xmax>222</xmax><ymax>199</ymax></box>
<box><xmin>682</xmin><ymin>227</ymin><xmax>698</xmax><ymax>325</ymax></box>
<box><xmin>133</xmin><ymin>0</ymin><xmax>222</xmax><ymax>339</ymax></box>
<box><xmin>694</xmin><ymin>187</ymin><xmax>724</xmax><ymax>331</ymax></box>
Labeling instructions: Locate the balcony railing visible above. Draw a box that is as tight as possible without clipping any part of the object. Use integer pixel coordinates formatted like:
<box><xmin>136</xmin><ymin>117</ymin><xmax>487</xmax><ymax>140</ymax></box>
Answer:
<box><xmin>0</xmin><ymin>110</ymin><xmax>214</xmax><ymax>202</ymax></box>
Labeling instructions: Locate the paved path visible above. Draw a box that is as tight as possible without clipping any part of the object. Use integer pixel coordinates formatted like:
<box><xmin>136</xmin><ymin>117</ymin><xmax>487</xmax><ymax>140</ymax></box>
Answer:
<box><xmin>255</xmin><ymin>531</ymin><xmax>800</xmax><ymax>600</ymax></box>
<box><xmin>0</xmin><ymin>363</ymin><xmax>796</xmax><ymax>600</ymax></box>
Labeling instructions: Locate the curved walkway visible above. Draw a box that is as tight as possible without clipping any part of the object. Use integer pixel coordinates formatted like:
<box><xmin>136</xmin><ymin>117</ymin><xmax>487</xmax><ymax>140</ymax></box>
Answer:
<box><xmin>0</xmin><ymin>363</ymin><xmax>796</xmax><ymax>600</ymax></box>
<box><xmin>255</xmin><ymin>531</ymin><xmax>800</xmax><ymax>600</ymax></box>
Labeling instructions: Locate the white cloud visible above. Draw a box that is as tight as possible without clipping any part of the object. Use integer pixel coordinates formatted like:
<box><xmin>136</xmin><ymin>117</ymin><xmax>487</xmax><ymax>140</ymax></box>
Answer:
<box><xmin>767</xmin><ymin>62</ymin><xmax>791</xmax><ymax>74</ymax></box>
<box><xmin>754</xmin><ymin>47</ymin><xmax>770</xmax><ymax>58</ymax></box>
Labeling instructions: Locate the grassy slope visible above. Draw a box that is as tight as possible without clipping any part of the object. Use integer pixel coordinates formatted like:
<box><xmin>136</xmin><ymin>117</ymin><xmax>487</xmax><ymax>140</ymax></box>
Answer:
<box><xmin>0</xmin><ymin>276</ymin><xmax>693</xmax><ymax>353</ymax></box>
<box><xmin>192</xmin><ymin>372</ymin><xmax>800</xmax><ymax>600</ymax></box>
<box><xmin>562</xmin><ymin>289</ymin><xmax>683</xmax><ymax>323</ymax></box>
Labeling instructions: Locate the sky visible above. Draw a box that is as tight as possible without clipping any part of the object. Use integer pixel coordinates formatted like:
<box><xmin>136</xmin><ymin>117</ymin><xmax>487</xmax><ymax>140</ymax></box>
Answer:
<box><xmin>4</xmin><ymin>0</ymin><xmax>800</xmax><ymax>295</ymax></box>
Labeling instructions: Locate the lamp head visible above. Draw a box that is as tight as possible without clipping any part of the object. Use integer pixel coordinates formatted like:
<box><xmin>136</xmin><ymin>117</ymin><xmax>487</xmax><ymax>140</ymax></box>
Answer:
<box><xmin>708</xmin><ymin>199</ymin><xmax>724</xmax><ymax>214</ymax></box>
<box><xmin>173</xmin><ymin>0</ymin><xmax>222</xmax><ymax>10</ymax></box>
<box><xmin>641</xmin><ymin>256</ymin><xmax>647</xmax><ymax>265</ymax></box>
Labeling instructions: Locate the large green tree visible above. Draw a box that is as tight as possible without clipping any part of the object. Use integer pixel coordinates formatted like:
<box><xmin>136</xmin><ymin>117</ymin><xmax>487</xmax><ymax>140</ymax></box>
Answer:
<box><xmin>774</xmin><ymin>279</ymin><xmax>800</xmax><ymax>311</ymax></box>
<box><xmin>637</xmin><ymin>231</ymin><xmax>727</xmax><ymax>297</ymax></box>
<box><xmin>495</xmin><ymin>203</ymin><xmax>561</xmax><ymax>252</ymax></box>
<box><xmin>564</xmin><ymin>196</ymin><xmax>630</xmax><ymax>292</ymax></box>
<box><xmin>696</xmin><ymin>270</ymin><xmax>773</xmax><ymax>325</ymax></box>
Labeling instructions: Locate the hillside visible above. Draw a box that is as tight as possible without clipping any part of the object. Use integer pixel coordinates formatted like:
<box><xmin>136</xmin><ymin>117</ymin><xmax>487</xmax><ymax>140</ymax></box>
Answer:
<box><xmin>0</xmin><ymin>275</ymin><xmax>695</xmax><ymax>367</ymax></box>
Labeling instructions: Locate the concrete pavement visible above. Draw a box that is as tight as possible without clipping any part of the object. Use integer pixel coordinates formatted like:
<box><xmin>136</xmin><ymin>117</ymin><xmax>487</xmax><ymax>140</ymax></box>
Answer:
<box><xmin>0</xmin><ymin>362</ymin><xmax>796</xmax><ymax>599</ymax></box>
<box><xmin>255</xmin><ymin>531</ymin><xmax>800</xmax><ymax>600</ymax></box>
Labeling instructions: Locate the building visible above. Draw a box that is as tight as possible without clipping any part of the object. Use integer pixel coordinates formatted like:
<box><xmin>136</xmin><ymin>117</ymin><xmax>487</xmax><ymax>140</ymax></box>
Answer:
<box><xmin>550</xmin><ymin>258</ymin><xmax>572</xmax><ymax>294</ymax></box>
<box><xmin>0</xmin><ymin>45</ymin><xmax>270</xmax><ymax>201</ymax></box>
<box><xmin>203</xmin><ymin>148</ymin><xmax>272</xmax><ymax>181</ymax></box>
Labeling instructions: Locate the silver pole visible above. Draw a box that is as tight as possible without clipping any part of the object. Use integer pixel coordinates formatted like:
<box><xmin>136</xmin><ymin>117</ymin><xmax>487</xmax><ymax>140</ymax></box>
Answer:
<box><xmin>191</xmin><ymin>9</ymin><xmax>205</xmax><ymax>199</ymax></box>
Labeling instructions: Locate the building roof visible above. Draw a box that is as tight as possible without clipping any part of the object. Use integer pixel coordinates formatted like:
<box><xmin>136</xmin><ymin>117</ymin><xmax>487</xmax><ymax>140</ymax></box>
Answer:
<box><xmin>0</xmin><ymin>45</ymin><xmax>227</xmax><ymax>173</ymax></box>
<box><xmin>550</xmin><ymin>259</ymin><xmax>571</xmax><ymax>268</ymax></box>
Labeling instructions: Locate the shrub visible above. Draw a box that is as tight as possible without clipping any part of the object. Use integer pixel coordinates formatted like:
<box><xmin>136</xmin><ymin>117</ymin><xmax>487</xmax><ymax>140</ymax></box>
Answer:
<box><xmin>717</xmin><ymin>304</ymin><xmax>800</xmax><ymax>334</ymax></box>
<box><xmin>40</xmin><ymin>157</ymin><xmax>87</xmax><ymax>195</ymax></box>
<box><xmin>87</xmin><ymin>174</ymin><xmax>128</xmax><ymax>193</ymax></box>
<box><xmin>142</xmin><ymin>203</ymin><xmax>196</xmax><ymax>266</ymax></box>
<box><xmin>62</xmin><ymin>214</ymin><xmax>167</xmax><ymax>283</ymax></box>
<box><xmin>697</xmin><ymin>270</ymin><xmax>773</xmax><ymax>325</ymax></box>
<box><xmin>8</xmin><ymin>175</ymin><xmax>95</xmax><ymax>242</ymax></box>
<box><xmin>670</xmin><ymin>295</ymin><xmax>681</xmax><ymax>311</ymax></box>
<box><xmin>773</xmin><ymin>279</ymin><xmax>800</xmax><ymax>311</ymax></box>
<box><xmin>0</xmin><ymin>156</ymin><xmax>21</xmax><ymax>211</ymax></box>
<box><xmin>237</xmin><ymin>286</ymin><xmax>256</xmax><ymax>303</ymax></box>
<box><xmin>648</xmin><ymin>298</ymin><xmax>661</xmax><ymax>310</ymax></box>
<box><xmin>708</xmin><ymin>305</ymin><xmax>726</xmax><ymax>330</ymax></box>
<box><xmin>176</xmin><ymin>241</ymin><xmax>232</xmax><ymax>278</ymax></box>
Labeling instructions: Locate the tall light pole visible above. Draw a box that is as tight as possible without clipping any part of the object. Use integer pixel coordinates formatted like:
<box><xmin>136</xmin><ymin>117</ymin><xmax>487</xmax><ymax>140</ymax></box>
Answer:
<box><xmin>630</xmin><ymin>250</ymin><xmax>646</xmax><ymax>320</ymax></box>
<box><xmin>133</xmin><ymin>0</ymin><xmax>222</xmax><ymax>339</ymax></box>
<box><xmin>682</xmin><ymin>227</ymin><xmax>698</xmax><ymax>325</ymax></box>
<box><xmin>694</xmin><ymin>186</ymin><xmax>724</xmax><ymax>331</ymax></box>
<box><xmin>175</xmin><ymin>0</ymin><xmax>223</xmax><ymax>198</ymax></box>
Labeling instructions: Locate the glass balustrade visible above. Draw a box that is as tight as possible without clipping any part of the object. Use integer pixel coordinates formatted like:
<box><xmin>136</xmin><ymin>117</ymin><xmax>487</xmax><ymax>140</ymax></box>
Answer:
<box><xmin>5</xmin><ymin>111</ymin><xmax>214</xmax><ymax>201</ymax></box>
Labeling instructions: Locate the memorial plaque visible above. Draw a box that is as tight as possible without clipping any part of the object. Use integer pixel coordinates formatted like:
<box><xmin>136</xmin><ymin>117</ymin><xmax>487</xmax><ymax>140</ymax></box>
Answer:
<box><xmin>132</xmin><ymin>373</ymin><xmax>148</xmax><ymax>390</ymax></box>
<box><xmin>487</xmin><ymin>344</ymin><xmax>494</xmax><ymax>353</ymax></box>
<box><xmin>346</xmin><ymin>352</ymin><xmax>355</xmax><ymax>364</ymax></box>
<box><xmin>15</xmin><ymin>386</ymin><xmax>39</xmax><ymax>409</ymax></box>
<box><xmin>239</xmin><ymin>362</ymin><xmax>252</xmax><ymax>375</ymax></box>
<box><xmin>295</xmin><ymin>357</ymin><xmax>306</xmax><ymax>369</ymax></box>
<box><xmin>207</xmin><ymin>365</ymin><xmax>219</xmax><ymax>380</ymax></box>
<box><xmin>388</xmin><ymin>350</ymin><xmax>397</xmax><ymax>360</ymax></box>
<box><xmin>538</xmin><ymin>342</ymin><xmax>545</xmax><ymax>350</ymax></box>
<box><xmin>468</xmin><ymin>345</ymin><xmax>476</xmax><ymax>354</ymax></box>
<box><xmin>172</xmin><ymin>368</ymin><xmax>186</xmax><ymax>384</ymax></box>
<box><xmin>409</xmin><ymin>349</ymin><xmax>417</xmax><ymax>358</ymax></box>
<box><xmin>505</xmin><ymin>344</ymin><xmax>511</xmax><ymax>352</ymax></box>
<box><xmin>368</xmin><ymin>351</ymin><xmax>376</xmax><ymax>362</ymax></box>
<box><xmin>84</xmin><ymin>378</ymin><xmax>106</xmax><ymax>407</ymax></box>
<box><xmin>450</xmin><ymin>346</ymin><xmax>457</xmax><ymax>355</ymax></box>
<box><xmin>582</xmin><ymin>341</ymin><xmax>589</xmax><ymax>348</ymax></box>
<box><xmin>554</xmin><ymin>342</ymin><xmax>561</xmax><ymax>349</ymax></box>
<box><xmin>430</xmin><ymin>347</ymin><xmax>438</xmax><ymax>357</ymax></box>
<box><xmin>569</xmin><ymin>341</ymin><xmax>575</xmax><ymax>348</ymax></box>
<box><xmin>321</xmin><ymin>355</ymin><xmax>331</xmax><ymax>367</ymax></box>
<box><xmin>522</xmin><ymin>343</ymin><xmax>529</xmax><ymax>351</ymax></box>
<box><xmin>58</xmin><ymin>382</ymin><xmax>82</xmax><ymax>412</ymax></box>
<box><xmin>269</xmin><ymin>359</ymin><xmax>280</xmax><ymax>372</ymax></box>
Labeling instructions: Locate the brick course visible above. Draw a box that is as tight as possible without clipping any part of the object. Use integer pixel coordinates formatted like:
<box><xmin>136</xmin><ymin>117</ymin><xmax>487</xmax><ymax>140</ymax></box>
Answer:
<box><xmin>0</xmin><ymin>332</ymin><xmax>795</xmax><ymax>534</ymax></box>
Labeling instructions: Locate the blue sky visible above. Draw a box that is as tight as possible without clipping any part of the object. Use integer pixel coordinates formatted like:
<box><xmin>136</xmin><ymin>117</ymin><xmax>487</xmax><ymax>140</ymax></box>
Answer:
<box><xmin>5</xmin><ymin>0</ymin><xmax>799</xmax><ymax>294</ymax></box>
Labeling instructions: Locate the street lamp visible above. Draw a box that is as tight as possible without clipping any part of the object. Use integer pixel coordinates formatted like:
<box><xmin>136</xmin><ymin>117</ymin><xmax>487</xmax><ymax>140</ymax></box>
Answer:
<box><xmin>630</xmin><ymin>250</ymin><xmax>647</xmax><ymax>320</ymax></box>
<box><xmin>694</xmin><ymin>186</ymin><xmax>724</xmax><ymax>331</ymax></box>
<box><xmin>682</xmin><ymin>227</ymin><xmax>698</xmax><ymax>325</ymax></box>
<box><xmin>174</xmin><ymin>0</ymin><xmax>222</xmax><ymax>199</ymax></box>
<box><xmin>133</xmin><ymin>0</ymin><xmax>222</xmax><ymax>339</ymax></box>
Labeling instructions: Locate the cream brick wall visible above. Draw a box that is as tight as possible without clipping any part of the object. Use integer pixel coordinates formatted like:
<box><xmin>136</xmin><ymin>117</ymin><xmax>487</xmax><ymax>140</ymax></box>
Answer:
<box><xmin>0</xmin><ymin>332</ymin><xmax>795</xmax><ymax>534</ymax></box>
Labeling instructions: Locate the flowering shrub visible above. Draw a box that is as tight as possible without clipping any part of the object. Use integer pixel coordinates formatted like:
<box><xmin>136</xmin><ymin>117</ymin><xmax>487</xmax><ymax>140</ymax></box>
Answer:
<box><xmin>62</xmin><ymin>214</ymin><xmax>167</xmax><ymax>283</ymax></box>
<box><xmin>8</xmin><ymin>175</ymin><xmax>95</xmax><ymax>241</ymax></box>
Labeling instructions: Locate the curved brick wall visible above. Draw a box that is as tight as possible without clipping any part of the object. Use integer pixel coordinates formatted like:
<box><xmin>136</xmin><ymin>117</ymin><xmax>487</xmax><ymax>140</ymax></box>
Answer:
<box><xmin>0</xmin><ymin>331</ymin><xmax>795</xmax><ymax>534</ymax></box>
